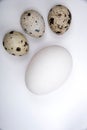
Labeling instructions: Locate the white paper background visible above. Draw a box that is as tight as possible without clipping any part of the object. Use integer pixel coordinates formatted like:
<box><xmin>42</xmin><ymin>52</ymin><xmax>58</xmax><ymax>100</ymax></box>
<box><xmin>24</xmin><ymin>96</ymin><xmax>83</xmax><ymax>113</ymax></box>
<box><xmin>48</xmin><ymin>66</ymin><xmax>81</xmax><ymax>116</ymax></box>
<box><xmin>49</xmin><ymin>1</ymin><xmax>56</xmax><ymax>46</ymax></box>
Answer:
<box><xmin>0</xmin><ymin>0</ymin><xmax>87</xmax><ymax>130</ymax></box>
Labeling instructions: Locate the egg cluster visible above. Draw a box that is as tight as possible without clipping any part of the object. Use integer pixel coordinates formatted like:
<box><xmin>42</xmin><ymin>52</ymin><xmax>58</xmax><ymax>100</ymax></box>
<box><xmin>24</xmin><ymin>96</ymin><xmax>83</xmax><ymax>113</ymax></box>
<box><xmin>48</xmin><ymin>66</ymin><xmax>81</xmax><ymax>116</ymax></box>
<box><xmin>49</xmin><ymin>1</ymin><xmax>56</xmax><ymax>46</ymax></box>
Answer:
<box><xmin>3</xmin><ymin>5</ymin><xmax>72</xmax><ymax>56</ymax></box>
<box><xmin>2</xmin><ymin>5</ymin><xmax>72</xmax><ymax>95</ymax></box>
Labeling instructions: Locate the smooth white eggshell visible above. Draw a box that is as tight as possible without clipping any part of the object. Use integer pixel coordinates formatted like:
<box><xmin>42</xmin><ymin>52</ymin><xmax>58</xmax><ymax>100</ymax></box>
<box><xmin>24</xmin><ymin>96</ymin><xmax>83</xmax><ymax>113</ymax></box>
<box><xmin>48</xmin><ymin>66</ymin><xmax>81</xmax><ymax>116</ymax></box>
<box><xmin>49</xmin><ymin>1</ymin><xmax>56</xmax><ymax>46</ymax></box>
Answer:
<box><xmin>25</xmin><ymin>45</ymin><xmax>73</xmax><ymax>95</ymax></box>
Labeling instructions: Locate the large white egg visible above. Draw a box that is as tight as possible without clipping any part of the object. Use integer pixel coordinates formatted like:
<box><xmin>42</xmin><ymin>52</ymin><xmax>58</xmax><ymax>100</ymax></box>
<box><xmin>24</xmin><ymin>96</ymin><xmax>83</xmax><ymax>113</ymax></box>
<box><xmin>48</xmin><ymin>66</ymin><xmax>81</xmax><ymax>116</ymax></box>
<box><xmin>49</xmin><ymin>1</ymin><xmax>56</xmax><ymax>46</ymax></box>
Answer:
<box><xmin>25</xmin><ymin>45</ymin><xmax>72</xmax><ymax>95</ymax></box>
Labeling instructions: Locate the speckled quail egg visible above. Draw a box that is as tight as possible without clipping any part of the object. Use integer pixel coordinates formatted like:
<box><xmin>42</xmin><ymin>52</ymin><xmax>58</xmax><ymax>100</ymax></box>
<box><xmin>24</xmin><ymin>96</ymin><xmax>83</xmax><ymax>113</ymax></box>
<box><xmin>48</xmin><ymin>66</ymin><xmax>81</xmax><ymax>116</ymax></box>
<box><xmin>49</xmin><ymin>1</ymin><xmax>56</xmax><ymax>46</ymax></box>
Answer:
<box><xmin>3</xmin><ymin>31</ymin><xmax>29</xmax><ymax>56</ymax></box>
<box><xmin>20</xmin><ymin>10</ymin><xmax>45</xmax><ymax>38</ymax></box>
<box><xmin>48</xmin><ymin>5</ymin><xmax>72</xmax><ymax>35</ymax></box>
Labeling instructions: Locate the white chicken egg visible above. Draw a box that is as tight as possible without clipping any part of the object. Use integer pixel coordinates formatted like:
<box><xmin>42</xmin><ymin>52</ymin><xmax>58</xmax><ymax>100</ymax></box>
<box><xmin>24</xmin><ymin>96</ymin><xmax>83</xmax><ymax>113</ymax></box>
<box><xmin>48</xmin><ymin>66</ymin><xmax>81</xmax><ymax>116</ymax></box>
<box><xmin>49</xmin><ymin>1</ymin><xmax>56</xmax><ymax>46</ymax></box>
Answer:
<box><xmin>25</xmin><ymin>45</ymin><xmax>73</xmax><ymax>95</ymax></box>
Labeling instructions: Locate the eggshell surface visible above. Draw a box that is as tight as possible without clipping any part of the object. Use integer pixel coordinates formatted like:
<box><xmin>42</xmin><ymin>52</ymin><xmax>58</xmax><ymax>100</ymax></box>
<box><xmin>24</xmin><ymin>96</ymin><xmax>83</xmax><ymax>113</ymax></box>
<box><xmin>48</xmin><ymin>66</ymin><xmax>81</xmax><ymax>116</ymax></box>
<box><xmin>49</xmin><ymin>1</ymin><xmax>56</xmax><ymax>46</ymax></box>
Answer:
<box><xmin>3</xmin><ymin>31</ymin><xmax>29</xmax><ymax>56</ymax></box>
<box><xmin>20</xmin><ymin>10</ymin><xmax>45</xmax><ymax>38</ymax></box>
<box><xmin>48</xmin><ymin>5</ymin><xmax>72</xmax><ymax>34</ymax></box>
<box><xmin>25</xmin><ymin>45</ymin><xmax>72</xmax><ymax>95</ymax></box>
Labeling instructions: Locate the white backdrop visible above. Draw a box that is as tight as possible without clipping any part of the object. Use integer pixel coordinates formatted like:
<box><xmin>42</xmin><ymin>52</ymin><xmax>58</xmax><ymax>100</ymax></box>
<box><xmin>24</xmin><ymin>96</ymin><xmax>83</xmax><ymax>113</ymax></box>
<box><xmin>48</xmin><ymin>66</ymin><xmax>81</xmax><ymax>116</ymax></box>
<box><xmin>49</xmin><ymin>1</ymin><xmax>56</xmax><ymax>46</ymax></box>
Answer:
<box><xmin>0</xmin><ymin>0</ymin><xmax>87</xmax><ymax>130</ymax></box>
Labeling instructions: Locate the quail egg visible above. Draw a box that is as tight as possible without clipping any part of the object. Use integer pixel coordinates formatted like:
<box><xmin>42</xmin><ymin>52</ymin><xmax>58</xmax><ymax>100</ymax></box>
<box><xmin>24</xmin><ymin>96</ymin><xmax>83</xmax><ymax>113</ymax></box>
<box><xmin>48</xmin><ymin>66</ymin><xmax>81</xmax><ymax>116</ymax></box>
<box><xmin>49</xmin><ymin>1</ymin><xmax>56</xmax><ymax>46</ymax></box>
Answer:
<box><xmin>20</xmin><ymin>10</ymin><xmax>45</xmax><ymax>38</ymax></box>
<box><xmin>48</xmin><ymin>5</ymin><xmax>72</xmax><ymax>34</ymax></box>
<box><xmin>3</xmin><ymin>31</ymin><xmax>29</xmax><ymax>56</ymax></box>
